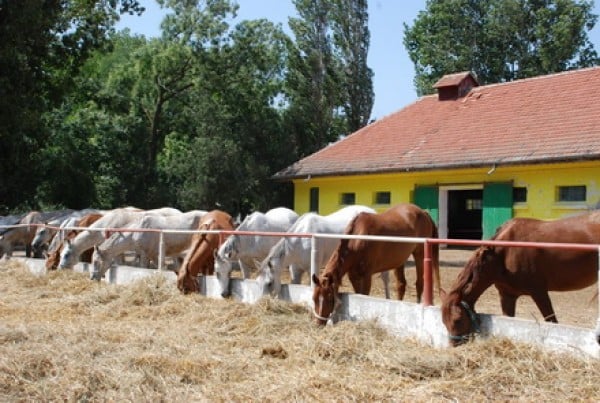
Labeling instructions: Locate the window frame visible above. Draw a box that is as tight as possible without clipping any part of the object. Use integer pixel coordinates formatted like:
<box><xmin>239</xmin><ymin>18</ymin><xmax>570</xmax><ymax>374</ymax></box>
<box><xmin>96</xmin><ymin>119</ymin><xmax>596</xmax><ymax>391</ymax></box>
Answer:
<box><xmin>340</xmin><ymin>192</ymin><xmax>356</xmax><ymax>206</ymax></box>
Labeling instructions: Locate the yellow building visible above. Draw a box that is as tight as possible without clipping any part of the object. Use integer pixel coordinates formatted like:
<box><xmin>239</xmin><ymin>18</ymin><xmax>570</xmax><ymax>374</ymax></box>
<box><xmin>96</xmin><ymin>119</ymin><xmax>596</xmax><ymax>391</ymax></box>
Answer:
<box><xmin>274</xmin><ymin>69</ymin><xmax>600</xmax><ymax>239</ymax></box>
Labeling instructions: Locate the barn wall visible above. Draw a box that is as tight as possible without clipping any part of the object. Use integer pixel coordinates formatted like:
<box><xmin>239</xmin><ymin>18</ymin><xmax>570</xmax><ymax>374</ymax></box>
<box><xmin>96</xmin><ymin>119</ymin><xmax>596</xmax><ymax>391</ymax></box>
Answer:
<box><xmin>292</xmin><ymin>160</ymin><xmax>600</xmax><ymax>221</ymax></box>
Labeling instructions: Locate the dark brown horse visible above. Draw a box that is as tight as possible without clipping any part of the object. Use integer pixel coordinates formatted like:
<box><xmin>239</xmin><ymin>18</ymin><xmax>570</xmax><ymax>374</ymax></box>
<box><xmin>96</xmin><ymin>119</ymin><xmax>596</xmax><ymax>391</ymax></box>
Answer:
<box><xmin>45</xmin><ymin>213</ymin><xmax>103</xmax><ymax>270</ymax></box>
<box><xmin>311</xmin><ymin>203</ymin><xmax>441</xmax><ymax>325</ymax></box>
<box><xmin>177</xmin><ymin>210</ymin><xmax>235</xmax><ymax>294</ymax></box>
<box><xmin>441</xmin><ymin>212</ymin><xmax>600</xmax><ymax>346</ymax></box>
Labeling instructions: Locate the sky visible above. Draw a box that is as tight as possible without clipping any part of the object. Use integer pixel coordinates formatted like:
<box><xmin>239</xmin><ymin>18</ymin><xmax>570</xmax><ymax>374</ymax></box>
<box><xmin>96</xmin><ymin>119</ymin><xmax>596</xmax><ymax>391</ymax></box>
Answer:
<box><xmin>117</xmin><ymin>0</ymin><xmax>600</xmax><ymax>121</ymax></box>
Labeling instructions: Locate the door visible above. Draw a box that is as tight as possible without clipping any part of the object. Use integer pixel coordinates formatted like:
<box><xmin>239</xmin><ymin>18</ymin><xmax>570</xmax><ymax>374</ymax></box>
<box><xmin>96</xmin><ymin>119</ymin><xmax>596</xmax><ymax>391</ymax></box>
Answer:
<box><xmin>482</xmin><ymin>182</ymin><xmax>513</xmax><ymax>239</ymax></box>
<box><xmin>448</xmin><ymin>189</ymin><xmax>483</xmax><ymax>239</ymax></box>
<box><xmin>414</xmin><ymin>185</ymin><xmax>439</xmax><ymax>225</ymax></box>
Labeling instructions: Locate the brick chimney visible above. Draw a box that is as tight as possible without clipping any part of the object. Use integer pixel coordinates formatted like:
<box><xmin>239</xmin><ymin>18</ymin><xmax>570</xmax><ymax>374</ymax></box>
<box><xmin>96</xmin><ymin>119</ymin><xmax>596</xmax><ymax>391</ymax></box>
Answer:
<box><xmin>433</xmin><ymin>71</ymin><xmax>479</xmax><ymax>100</ymax></box>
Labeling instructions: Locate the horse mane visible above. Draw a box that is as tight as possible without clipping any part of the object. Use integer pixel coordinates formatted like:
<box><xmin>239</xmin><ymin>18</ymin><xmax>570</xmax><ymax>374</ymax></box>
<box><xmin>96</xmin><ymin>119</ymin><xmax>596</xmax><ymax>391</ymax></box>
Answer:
<box><xmin>449</xmin><ymin>246</ymin><xmax>489</xmax><ymax>298</ymax></box>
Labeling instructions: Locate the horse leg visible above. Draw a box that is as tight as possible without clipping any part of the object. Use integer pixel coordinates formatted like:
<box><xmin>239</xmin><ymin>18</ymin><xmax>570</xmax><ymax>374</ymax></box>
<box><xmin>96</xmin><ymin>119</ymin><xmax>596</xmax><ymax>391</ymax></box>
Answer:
<box><xmin>380</xmin><ymin>271</ymin><xmax>390</xmax><ymax>299</ymax></box>
<box><xmin>393</xmin><ymin>266</ymin><xmax>406</xmax><ymax>300</ymax></box>
<box><xmin>289</xmin><ymin>265</ymin><xmax>304</xmax><ymax>284</ymax></box>
<box><xmin>499</xmin><ymin>291</ymin><xmax>518</xmax><ymax>317</ymax></box>
<box><xmin>413</xmin><ymin>248</ymin><xmax>425</xmax><ymax>303</ymax></box>
<box><xmin>530</xmin><ymin>291</ymin><xmax>558</xmax><ymax>323</ymax></box>
<box><xmin>348</xmin><ymin>270</ymin><xmax>372</xmax><ymax>295</ymax></box>
<box><xmin>239</xmin><ymin>261</ymin><xmax>252</xmax><ymax>279</ymax></box>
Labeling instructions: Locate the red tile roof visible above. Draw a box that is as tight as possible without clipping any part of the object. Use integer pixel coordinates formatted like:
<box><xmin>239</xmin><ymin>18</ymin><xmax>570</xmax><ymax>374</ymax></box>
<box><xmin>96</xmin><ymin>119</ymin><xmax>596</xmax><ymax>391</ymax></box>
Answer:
<box><xmin>432</xmin><ymin>71</ymin><xmax>477</xmax><ymax>88</ymax></box>
<box><xmin>274</xmin><ymin>67</ymin><xmax>600</xmax><ymax>180</ymax></box>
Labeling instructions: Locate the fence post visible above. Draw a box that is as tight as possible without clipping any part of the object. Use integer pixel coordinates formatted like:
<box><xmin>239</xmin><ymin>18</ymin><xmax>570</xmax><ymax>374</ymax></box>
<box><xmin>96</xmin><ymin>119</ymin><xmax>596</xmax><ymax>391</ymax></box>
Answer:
<box><xmin>311</xmin><ymin>236</ymin><xmax>318</xmax><ymax>290</ymax></box>
<box><xmin>422</xmin><ymin>239</ymin><xmax>432</xmax><ymax>306</ymax></box>
<box><xmin>158</xmin><ymin>231</ymin><xmax>165</xmax><ymax>271</ymax></box>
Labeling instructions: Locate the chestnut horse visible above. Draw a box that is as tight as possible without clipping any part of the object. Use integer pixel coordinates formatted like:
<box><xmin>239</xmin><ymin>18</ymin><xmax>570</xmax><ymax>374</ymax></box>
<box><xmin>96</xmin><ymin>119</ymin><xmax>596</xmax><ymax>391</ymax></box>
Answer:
<box><xmin>441</xmin><ymin>212</ymin><xmax>600</xmax><ymax>346</ymax></box>
<box><xmin>177</xmin><ymin>210</ymin><xmax>235</xmax><ymax>294</ymax></box>
<box><xmin>45</xmin><ymin>213</ymin><xmax>103</xmax><ymax>270</ymax></box>
<box><xmin>311</xmin><ymin>203</ymin><xmax>441</xmax><ymax>325</ymax></box>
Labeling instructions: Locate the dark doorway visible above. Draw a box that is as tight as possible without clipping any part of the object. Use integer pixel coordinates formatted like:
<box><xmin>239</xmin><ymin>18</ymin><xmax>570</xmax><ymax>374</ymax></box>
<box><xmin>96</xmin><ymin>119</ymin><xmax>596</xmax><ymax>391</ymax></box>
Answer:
<box><xmin>448</xmin><ymin>189</ymin><xmax>483</xmax><ymax>239</ymax></box>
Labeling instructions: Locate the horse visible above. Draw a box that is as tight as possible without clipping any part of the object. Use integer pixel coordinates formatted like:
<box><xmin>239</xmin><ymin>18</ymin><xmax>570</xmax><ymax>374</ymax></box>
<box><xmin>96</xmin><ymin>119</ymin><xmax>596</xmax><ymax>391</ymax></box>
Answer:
<box><xmin>57</xmin><ymin>207</ymin><xmax>177</xmax><ymax>269</ymax></box>
<box><xmin>311</xmin><ymin>203</ymin><xmax>441</xmax><ymax>325</ymax></box>
<box><xmin>91</xmin><ymin>210</ymin><xmax>207</xmax><ymax>280</ymax></box>
<box><xmin>0</xmin><ymin>211</ymin><xmax>44</xmax><ymax>258</ymax></box>
<box><xmin>31</xmin><ymin>209</ymin><xmax>97</xmax><ymax>257</ymax></box>
<box><xmin>177</xmin><ymin>210</ymin><xmax>235</xmax><ymax>294</ymax></box>
<box><xmin>214</xmin><ymin>207</ymin><xmax>299</xmax><ymax>298</ymax></box>
<box><xmin>441</xmin><ymin>211</ymin><xmax>600</xmax><ymax>346</ymax></box>
<box><xmin>256</xmin><ymin>205</ymin><xmax>392</xmax><ymax>297</ymax></box>
<box><xmin>45</xmin><ymin>213</ymin><xmax>104</xmax><ymax>271</ymax></box>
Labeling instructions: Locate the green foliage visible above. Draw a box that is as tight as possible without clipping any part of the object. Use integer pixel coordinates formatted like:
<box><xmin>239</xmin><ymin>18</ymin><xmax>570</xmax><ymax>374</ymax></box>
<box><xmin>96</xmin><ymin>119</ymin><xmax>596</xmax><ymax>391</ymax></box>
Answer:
<box><xmin>1</xmin><ymin>0</ymin><xmax>372</xmax><ymax>215</ymax></box>
<box><xmin>404</xmin><ymin>0</ymin><xmax>599</xmax><ymax>95</ymax></box>
<box><xmin>0</xmin><ymin>0</ymin><xmax>144</xmax><ymax>211</ymax></box>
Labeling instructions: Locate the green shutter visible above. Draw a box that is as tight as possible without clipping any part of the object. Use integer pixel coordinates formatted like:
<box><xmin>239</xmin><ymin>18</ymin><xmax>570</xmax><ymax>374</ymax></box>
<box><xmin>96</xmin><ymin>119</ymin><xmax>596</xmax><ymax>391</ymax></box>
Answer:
<box><xmin>414</xmin><ymin>185</ymin><xmax>439</xmax><ymax>225</ymax></box>
<box><xmin>482</xmin><ymin>182</ymin><xmax>513</xmax><ymax>239</ymax></box>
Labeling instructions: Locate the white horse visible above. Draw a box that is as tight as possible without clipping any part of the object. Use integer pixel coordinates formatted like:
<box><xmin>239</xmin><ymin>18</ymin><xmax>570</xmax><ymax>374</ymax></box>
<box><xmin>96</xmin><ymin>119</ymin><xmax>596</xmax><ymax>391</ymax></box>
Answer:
<box><xmin>256</xmin><ymin>205</ymin><xmax>391</xmax><ymax>297</ymax></box>
<box><xmin>90</xmin><ymin>210</ymin><xmax>207</xmax><ymax>280</ymax></box>
<box><xmin>58</xmin><ymin>207</ymin><xmax>181</xmax><ymax>269</ymax></box>
<box><xmin>214</xmin><ymin>207</ymin><xmax>299</xmax><ymax>297</ymax></box>
<box><xmin>31</xmin><ymin>209</ymin><xmax>99</xmax><ymax>257</ymax></box>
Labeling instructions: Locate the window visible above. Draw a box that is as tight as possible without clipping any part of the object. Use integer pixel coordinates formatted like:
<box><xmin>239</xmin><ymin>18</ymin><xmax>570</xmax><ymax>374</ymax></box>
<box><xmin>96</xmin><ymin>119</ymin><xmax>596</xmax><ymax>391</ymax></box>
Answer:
<box><xmin>513</xmin><ymin>187</ymin><xmax>527</xmax><ymax>203</ymax></box>
<box><xmin>374</xmin><ymin>191</ymin><xmax>391</xmax><ymax>205</ymax></box>
<box><xmin>557</xmin><ymin>185</ymin><xmax>586</xmax><ymax>202</ymax></box>
<box><xmin>309</xmin><ymin>187</ymin><xmax>319</xmax><ymax>212</ymax></box>
<box><xmin>465</xmin><ymin>198</ymin><xmax>482</xmax><ymax>210</ymax></box>
<box><xmin>340</xmin><ymin>192</ymin><xmax>356</xmax><ymax>205</ymax></box>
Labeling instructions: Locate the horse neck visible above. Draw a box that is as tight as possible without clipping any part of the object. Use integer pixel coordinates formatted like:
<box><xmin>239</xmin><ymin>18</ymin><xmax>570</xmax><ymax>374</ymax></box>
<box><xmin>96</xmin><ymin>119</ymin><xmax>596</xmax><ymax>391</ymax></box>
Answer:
<box><xmin>100</xmin><ymin>234</ymin><xmax>133</xmax><ymax>259</ymax></box>
<box><xmin>322</xmin><ymin>248</ymin><xmax>346</xmax><ymax>287</ymax></box>
<box><xmin>182</xmin><ymin>233</ymin><xmax>212</xmax><ymax>276</ymax></box>
<box><xmin>452</xmin><ymin>260</ymin><xmax>495</xmax><ymax>307</ymax></box>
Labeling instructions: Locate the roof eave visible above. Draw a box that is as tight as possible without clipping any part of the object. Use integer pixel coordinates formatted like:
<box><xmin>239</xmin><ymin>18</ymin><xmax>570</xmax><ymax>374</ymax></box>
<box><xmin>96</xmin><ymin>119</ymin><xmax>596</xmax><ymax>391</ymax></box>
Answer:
<box><xmin>272</xmin><ymin>154</ymin><xmax>600</xmax><ymax>181</ymax></box>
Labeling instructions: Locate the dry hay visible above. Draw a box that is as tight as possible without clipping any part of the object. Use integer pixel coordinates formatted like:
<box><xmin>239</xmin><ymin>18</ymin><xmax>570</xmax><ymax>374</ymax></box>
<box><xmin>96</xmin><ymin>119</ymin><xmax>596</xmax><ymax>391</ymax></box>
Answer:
<box><xmin>1</xmin><ymin>260</ymin><xmax>599</xmax><ymax>401</ymax></box>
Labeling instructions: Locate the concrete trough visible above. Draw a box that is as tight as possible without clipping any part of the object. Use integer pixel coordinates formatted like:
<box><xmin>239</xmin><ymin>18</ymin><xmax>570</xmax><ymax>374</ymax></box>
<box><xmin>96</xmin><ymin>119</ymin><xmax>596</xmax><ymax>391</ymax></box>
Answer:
<box><xmin>16</xmin><ymin>257</ymin><xmax>600</xmax><ymax>358</ymax></box>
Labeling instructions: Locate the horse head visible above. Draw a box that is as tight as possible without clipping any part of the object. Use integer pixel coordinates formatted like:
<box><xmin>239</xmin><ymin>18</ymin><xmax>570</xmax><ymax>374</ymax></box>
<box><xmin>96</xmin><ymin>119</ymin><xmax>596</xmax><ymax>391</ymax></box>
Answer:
<box><xmin>45</xmin><ymin>247</ymin><xmax>61</xmax><ymax>271</ymax></box>
<box><xmin>213</xmin><ymin>248</ymin><xmax>233</xmax><ymax>298</ymax></box>
<box><xmin>91</xmin><ymin>245</ymin><xmax>110</xmax><ymax>281</ymax></box>
<box><xmin>256</xmin><ymin>242</ymin><xmax>286</xmax><ymax>296</ymax></box>
<box><xmin>176</xmin><ymin>262</ymin><xmax>199</xmax><ymax>294</ymax></box>
<box><xmin>441</xmin><ymin>246</ymin><xmax>501</xmax><ymax>345</ymax></box>
<box><xmin>312</xmin><ymin>272</ymin><xmax>341</xmax><ymax>326</ymax></box>
<box><xmin>221</xmin><ymin>235</ymin><xmax>238</xmax><ymax>260</ymax></box>
<box><xmin>440</xmin><ymin>289</ymin><xmax>480</xmax><ymax>346</ymax></box>
<box><xmin>58</xmin><ymin>239</ymin><xmax>74</xmax><ymax>269</ymax></box>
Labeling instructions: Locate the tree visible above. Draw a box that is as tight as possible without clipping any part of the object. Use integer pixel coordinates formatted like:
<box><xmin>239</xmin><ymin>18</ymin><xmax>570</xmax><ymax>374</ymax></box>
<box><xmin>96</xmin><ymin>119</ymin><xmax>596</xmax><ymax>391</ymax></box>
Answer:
<box><xmin>0</xmin><ymin>0</ymin><xmax>144</xmax><ymax>212</ymax></box>
<box><xmin>285</xmin><ymin>0</ymin><xmax>344</xmax><ymax>159</ymax></box>
<box><xmin>284</xmin><ymin>0</ymin><xmax>375</xmax><ymax>161</ymax></box>
<box><xmin>331</xmin><ymin>0</ymin><xmax>374</xmax><ymax>130</ymax></box>
<box><xmin>404</xmin><ymin>0</ymin><xmax>599</xmax><ymax>95</ymax></box>
<box><xmin>159</xmin><ymin>18</ymin><xmax>292</xmax><ymax>214</ymax></box>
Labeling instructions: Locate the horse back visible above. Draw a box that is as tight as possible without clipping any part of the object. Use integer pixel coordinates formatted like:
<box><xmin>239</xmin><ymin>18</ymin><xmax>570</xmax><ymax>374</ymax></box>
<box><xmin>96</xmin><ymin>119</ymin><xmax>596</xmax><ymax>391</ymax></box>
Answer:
<box><xmin>491</xmin><ymin>213</ymin><xmax>600</xmax><ymax>290</ymax></box>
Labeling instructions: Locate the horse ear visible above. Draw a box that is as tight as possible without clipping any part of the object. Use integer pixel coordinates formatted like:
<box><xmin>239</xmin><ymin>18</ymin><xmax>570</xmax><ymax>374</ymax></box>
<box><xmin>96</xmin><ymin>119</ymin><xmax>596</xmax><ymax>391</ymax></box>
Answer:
<box><xmin>312</xmin><ymin>273</ymin><xmax>320</xmax><ymax>286</ymax></box>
